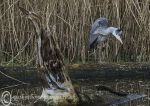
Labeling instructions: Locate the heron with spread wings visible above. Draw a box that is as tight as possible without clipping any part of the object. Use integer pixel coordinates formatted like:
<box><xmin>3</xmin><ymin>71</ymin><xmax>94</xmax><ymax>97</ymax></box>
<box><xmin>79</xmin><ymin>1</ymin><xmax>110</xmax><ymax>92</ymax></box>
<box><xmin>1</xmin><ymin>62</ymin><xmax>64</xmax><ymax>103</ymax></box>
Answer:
<box><xmin>89</xmin><ymin>18</ymin><xmax>123</xmax><ymax>49</ymax></box>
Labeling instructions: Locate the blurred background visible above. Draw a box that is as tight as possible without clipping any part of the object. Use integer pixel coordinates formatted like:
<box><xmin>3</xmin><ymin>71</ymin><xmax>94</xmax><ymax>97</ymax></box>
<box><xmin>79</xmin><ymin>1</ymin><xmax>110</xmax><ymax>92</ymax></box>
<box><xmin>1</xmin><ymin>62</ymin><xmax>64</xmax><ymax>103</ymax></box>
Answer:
<box><xmin>0</xmin><ymin>0</ymin><xmax>150</xmax><ymax>66</ymax></box>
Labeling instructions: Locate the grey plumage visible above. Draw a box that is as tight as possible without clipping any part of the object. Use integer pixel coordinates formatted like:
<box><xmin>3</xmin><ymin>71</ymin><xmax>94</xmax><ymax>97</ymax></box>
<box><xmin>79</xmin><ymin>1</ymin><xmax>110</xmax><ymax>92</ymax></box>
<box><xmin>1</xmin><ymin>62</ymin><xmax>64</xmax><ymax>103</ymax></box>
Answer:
<box><xmin>89</xmin><ymin>17</ymin><xmax>123</xmax><ymax>49</ymax></box>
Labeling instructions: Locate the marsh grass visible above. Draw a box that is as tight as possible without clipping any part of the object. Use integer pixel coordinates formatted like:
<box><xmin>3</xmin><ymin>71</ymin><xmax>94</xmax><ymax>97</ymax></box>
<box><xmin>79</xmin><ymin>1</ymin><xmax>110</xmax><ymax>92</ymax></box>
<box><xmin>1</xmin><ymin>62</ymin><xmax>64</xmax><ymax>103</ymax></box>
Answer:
<box><xmin>0</xmin><ymin>0</ymin><xmax>150</xmax><ymax>65</ymax></box>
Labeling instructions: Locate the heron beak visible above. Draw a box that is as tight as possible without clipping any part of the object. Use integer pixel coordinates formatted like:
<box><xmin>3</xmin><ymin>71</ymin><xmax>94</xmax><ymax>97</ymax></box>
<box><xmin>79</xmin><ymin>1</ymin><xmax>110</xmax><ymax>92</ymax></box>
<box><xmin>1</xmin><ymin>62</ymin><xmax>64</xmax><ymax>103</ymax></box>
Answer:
<box><xmin>113</xmin><ymin>33</ymin><xmax>123</xmax><ymax>44</ymax></box>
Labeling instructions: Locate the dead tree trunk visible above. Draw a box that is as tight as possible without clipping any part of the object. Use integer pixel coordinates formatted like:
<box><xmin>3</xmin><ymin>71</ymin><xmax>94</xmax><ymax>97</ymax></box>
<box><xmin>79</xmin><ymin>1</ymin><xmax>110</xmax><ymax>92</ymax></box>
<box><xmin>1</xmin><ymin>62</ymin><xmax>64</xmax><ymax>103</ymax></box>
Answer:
<box><xmin>18</xmin><ymin>5</ymin><xmax>78</xmax><ymax>106</ymax></box>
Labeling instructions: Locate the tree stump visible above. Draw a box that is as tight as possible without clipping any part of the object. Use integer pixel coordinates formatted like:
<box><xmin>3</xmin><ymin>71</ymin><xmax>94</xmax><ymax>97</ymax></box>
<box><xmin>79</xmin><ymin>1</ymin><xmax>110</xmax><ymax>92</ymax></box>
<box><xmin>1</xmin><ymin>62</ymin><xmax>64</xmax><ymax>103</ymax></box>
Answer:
<box><xmin>18</xmin><ymin>5</ymin><xmax>78</xmax><ymax>106</ymax></box>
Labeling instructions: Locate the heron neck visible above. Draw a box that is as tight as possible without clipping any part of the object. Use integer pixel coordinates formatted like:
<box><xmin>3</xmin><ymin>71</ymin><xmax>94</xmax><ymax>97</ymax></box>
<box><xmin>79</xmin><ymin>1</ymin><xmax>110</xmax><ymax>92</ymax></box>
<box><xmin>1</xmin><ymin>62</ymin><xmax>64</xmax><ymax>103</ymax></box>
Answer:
<box><xmin>106</xmin><ymin>27</ymin><xmax>118</xmax><ymax>34</ymax></box>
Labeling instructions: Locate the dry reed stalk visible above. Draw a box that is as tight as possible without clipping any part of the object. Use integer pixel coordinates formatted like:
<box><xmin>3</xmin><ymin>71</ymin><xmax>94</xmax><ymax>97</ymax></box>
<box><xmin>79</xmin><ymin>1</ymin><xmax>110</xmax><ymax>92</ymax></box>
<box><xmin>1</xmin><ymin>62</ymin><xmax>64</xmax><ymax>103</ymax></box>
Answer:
<box><xmin>0</xmin><ymin>0</ymin><xmax>150</xmax><ymax>65</ymax></box>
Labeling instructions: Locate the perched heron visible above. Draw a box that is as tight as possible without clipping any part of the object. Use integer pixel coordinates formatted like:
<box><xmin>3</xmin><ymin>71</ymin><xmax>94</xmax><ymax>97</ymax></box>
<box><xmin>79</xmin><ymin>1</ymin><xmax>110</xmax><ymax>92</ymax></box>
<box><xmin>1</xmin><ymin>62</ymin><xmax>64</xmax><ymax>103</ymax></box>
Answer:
<box><xmin>89</xmin><ymin>17</ymin><xmax>123</xmax><ymax>49</ymax></box>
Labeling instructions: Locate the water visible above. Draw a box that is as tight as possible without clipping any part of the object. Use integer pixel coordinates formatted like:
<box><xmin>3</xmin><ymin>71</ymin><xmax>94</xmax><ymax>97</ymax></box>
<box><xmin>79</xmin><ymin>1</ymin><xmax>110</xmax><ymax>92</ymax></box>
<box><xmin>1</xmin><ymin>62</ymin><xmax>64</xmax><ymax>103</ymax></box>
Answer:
<box><xmin>0</xmin><ymin>78</ymin><xmax>149</xmax><ymax>106</ymax></box>
<box><xmin>75</xmin><ymin>78</ymin><xmax>149</xmax><ymax>106</ymax></box>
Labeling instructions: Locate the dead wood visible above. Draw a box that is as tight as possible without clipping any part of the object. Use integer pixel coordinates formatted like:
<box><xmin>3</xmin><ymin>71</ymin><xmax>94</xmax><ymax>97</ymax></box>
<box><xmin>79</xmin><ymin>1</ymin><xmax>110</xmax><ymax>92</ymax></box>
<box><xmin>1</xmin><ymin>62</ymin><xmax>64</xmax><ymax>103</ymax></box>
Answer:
<box><xmin>18</xmin><ymin>3</ymin><xmax>78</xmax><ymax>106</ymax></box>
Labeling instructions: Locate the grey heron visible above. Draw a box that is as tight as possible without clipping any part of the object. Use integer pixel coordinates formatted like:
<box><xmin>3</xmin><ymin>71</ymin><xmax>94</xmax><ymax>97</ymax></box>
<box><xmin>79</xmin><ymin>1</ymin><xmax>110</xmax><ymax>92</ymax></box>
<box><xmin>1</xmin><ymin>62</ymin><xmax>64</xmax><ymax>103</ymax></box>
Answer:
<box><xmin>89</xmin><ymin>17</ymin><xmax>123</xmax><ymax>49</ymax></box>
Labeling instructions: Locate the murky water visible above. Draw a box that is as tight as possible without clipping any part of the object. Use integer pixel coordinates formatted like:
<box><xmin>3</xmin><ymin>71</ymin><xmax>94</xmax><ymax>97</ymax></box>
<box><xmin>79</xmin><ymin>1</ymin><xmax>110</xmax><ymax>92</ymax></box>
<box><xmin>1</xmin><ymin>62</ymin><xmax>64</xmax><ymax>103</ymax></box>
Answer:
<box><xmin>0</xmin><ymin>78</ymin><xmax>149</xmax><ymax>106</ymax></box>
<box><xmin>74</xmin><ymin>78</ymin><xmax>149</xmax><ymax>106</ymax></box>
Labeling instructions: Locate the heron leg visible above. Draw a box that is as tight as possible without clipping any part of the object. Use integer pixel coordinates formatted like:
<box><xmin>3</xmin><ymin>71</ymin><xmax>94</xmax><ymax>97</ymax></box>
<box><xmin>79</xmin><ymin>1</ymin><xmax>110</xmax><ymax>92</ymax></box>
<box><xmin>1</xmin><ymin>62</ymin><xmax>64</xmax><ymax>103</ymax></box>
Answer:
<box><xmin>98</xmin><ymin>46</ymin><xmax>102</xmax><ymax>63</ymax></box>
<box><xmin>87</xmin><ymin>49</ymin><xmax>97</xmax><ymax>62</ymax></box>
<box><xmin>98</xmin><ymin>43</ymin><xmax>107</xmax><ymax>63</ymax></box>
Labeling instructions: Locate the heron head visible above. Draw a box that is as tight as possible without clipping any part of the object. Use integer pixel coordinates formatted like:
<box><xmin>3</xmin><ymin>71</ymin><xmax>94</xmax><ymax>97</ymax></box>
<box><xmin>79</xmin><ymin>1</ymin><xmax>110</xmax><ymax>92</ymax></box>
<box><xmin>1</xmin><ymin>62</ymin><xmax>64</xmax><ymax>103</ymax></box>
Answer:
<box><xmin>112</xmin><ymin>28</ymin><xmax>123</xmax><ymax>44</ymax></box>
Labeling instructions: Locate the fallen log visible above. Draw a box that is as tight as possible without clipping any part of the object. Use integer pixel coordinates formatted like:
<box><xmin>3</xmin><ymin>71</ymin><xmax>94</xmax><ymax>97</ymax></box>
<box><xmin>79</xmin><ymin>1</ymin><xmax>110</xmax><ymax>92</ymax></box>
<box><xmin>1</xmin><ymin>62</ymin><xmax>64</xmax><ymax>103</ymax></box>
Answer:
<box><xmin>1</xmin><ymin>62</ymin><xmax>150</xmax><ymax>85</ymax></box>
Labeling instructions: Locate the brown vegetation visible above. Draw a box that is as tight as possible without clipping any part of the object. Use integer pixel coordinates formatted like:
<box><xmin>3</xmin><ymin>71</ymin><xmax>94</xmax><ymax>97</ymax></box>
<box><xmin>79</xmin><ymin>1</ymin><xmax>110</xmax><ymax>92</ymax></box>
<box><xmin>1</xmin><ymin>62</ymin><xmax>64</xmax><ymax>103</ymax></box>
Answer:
<box><xmin>0</xmin><ymin>0</ymin><xmax>150</xmax><ymax>66</ymax></box>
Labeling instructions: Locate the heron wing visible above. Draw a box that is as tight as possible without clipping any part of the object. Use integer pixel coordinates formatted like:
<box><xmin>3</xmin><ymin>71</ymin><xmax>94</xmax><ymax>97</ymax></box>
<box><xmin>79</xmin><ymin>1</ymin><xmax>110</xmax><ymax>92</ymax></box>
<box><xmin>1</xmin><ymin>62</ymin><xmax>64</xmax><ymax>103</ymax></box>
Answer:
<box><xmin>89</xmin><ymin>34</ymin><xmax>108</xmax><ymax>48</ymax></box>
<box><xmin>89</xmin><ymin>34</ymin><xmax>99</xmax><ymax>48</ymax></box>
<box><xmin>90</xmin><ymin>17</ymin><xmax>108</xmax><ymax>34</ymax></box>
<box><xmin>97</xmin><ymin>35</ymin><xmax>107</xmax><ymax>42</ymax></box>
<box><xmin>89</xmin><ymin>17</ymin><xmax>109</xmax><ymax>48</ymax></box>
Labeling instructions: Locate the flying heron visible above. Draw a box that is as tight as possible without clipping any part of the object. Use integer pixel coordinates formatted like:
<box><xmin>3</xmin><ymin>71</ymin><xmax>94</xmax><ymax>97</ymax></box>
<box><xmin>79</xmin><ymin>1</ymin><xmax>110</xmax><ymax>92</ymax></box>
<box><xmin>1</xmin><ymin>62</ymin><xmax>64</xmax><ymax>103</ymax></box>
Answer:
<box><xmin>89</xmin><ymin>17</ymin><xmax>123</xmax><ymax>49</ymax></box>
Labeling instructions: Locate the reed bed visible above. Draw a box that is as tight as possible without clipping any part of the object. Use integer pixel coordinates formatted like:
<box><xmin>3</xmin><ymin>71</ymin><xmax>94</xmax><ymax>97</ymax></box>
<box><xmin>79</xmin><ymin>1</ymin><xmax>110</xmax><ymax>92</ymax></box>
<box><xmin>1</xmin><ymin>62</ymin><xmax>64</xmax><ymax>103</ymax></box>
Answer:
<box><xmin>0</xmin><ymin>0</ymin><xmax>150</xmax><ymax>66</ymax></box>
